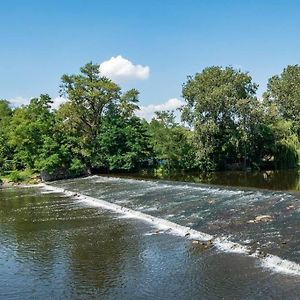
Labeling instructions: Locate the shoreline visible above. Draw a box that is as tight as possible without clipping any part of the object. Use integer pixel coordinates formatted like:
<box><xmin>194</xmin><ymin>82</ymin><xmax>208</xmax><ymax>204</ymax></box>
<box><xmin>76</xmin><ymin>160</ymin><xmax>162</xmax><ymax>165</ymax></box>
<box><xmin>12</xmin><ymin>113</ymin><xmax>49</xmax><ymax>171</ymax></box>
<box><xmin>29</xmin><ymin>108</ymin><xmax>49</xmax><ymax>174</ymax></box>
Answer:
<box><xmin>1</xmin><ymin>166</ymin><xmax>300</xmax><ymax>193</ymax></box>
<box><xmin>0</xmin><ymin>181</ymin><xmax>41</xmax><ymax>189</ymax></box>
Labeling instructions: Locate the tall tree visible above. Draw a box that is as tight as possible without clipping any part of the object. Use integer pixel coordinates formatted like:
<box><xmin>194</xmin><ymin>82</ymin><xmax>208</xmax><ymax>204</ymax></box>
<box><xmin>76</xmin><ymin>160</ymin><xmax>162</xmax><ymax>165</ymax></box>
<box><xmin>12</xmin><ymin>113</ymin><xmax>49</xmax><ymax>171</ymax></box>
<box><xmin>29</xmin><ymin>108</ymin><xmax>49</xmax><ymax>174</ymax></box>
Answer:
<box><xmin>0</xmin><ymin>100</ymin><xmax>13</xmax><ymax>172</ymax></box>
<box><xmin>59</xmin><ymin>62</ymin><xmax>121</xmax><ymax>169</ymax></box>
<box><xmin>264</xmin><ymin>65</ymin><xmax>300</xmax><ymax>136</ymax></box>
<box><xmin>8</xmin><ymin>94</ymin><xmax>54</xmax><ymax>169</ymax></box>
<box><xmin>98</xmin><ymin>91</ymin><xmax>151</xmax><ymax>171</ymax></box>
<box><xmin>119</xmin><ymin>88</ymin><xmax>140</xmax><ymax>119</ymax></box>
<box><xmin>181</xmin><ymin>66</ymin><xmax>259</xmax><ymax>170</ymax></box>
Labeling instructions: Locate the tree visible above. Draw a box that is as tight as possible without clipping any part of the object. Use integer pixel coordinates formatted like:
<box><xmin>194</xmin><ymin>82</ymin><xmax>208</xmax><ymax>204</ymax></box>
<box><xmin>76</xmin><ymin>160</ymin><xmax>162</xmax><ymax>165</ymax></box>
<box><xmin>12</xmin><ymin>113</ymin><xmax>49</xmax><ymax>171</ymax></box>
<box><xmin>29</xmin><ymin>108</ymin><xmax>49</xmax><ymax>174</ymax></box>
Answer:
<box><xmin>264</xmin><ymin>65</ymin><xmax>300</xmax><ymax>136</ymax></box>
<box><xmin>270</xmin><ymin>120</ymin><xmax>299</xmax><ymax>169</ymax></box>
<box><xmin>98</xmin><ymin>92</ymin><xmax>152</xmax><ymax>171</ymax></box>
<box><xmin>119</xmin><ymin>88</ymin><xmax>140</xmax><ymax>119</ymax></box>
<box><xmin>8</xmin><ymin>94</ymin><xmax>55</xmax><ymax>169</ymax></box>
<box><xmin>181</xmin><ymin>66</ymin><xmax>260</xmax><ymax>170</ymax></box>
<box><xmin>59</xmin><ymin>62</ymin><xmax>121</xmax><ymax>169</ymax></box>
<box><xmin>0</xmin><ymin>100</ymin><xmax>13</xmax><ymax>172</ymax></box>
<box><xmin>147</xmin><ymin>110</ymin><xmax>196</xmax><ymax>170</ymax></box>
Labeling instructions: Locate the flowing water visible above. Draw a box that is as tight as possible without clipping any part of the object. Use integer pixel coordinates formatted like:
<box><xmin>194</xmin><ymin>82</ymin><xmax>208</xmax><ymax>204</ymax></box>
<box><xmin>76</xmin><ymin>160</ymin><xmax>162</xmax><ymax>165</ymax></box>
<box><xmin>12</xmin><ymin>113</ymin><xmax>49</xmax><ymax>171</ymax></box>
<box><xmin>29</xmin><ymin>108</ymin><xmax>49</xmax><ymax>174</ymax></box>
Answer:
<box><xmin>1</xmin><ymin>171</ymin><xmax>300</xmax><ymax>299</ymax></box>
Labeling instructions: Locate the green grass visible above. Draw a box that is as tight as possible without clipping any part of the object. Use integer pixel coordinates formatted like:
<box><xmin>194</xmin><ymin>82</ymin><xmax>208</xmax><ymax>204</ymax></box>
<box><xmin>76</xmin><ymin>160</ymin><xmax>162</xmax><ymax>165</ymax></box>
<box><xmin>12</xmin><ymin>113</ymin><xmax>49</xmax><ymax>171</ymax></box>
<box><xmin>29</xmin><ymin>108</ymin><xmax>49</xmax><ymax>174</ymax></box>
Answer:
<box><xmin>1</xmin><ymin>169</ymin><xmax>40</xmax><ymax>184</ymax></box>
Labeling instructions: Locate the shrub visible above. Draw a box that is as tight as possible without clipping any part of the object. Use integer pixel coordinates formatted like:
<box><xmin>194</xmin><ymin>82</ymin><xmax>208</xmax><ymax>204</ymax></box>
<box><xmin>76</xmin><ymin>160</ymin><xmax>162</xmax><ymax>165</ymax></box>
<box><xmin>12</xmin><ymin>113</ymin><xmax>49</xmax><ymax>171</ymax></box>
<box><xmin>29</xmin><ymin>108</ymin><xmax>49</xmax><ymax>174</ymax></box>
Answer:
<box><xmin>8</xmin><ymin>169</ymin><xmax>33</xmax><ymax>183</ymax></box>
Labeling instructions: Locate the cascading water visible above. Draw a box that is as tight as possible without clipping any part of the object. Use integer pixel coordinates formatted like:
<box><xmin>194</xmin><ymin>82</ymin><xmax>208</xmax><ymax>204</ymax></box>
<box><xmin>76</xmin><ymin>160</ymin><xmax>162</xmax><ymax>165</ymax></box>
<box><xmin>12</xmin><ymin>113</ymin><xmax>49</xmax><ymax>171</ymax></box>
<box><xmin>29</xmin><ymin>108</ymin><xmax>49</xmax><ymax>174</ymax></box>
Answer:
<box><xmin>2</xmin><ymin>176</ymin><xmax>300</xmax><ymax>299</ymax></box>
<box><xmin>48</xmin><ymin>175</ymin><xmax>300</xmax><ymax>276</ymax></box>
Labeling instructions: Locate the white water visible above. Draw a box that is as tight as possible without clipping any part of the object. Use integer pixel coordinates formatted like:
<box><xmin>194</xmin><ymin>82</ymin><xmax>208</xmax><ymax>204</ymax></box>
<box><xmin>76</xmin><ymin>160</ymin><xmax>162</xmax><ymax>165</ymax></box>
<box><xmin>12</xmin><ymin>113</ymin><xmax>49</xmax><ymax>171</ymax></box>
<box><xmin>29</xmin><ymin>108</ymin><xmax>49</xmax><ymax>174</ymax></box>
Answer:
<box><xmin>39</xmin><ymin>183</ymin><xmax>300</xmax><ymax>277</ymax></box>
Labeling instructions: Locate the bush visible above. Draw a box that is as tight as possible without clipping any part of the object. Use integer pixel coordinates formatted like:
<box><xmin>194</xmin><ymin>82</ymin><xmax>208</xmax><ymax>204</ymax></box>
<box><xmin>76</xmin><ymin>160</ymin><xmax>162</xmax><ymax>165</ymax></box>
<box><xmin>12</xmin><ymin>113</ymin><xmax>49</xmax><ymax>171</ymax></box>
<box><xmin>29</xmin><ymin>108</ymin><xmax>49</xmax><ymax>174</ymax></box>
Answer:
<box><xmin>8</xmin><ymin>170</ymin><xmax>33</xmax><ymax>183</ymax></box>
<box><xmin>8</xmin><ymin>170</ymin><xmax>26</xmax><ymax>182</ymax></box>
<box><xmin>69</xmin><ymin>158</ymin><xmax>87</xmax><ymax>176</ymax></box>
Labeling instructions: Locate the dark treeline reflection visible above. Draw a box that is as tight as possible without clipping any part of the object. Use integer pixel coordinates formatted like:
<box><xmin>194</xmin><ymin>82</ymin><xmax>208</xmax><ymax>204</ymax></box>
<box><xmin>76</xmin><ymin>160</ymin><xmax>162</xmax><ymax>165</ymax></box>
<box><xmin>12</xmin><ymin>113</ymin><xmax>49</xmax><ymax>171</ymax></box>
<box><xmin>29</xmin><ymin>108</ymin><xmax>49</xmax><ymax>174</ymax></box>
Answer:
<box><xmin>128</xmin><ymin>168</ymin><xmax>300</xmax><ymax>192</ymax></box>
<box><xmin>0</xmin><ymin>188</ymin><xmax>140</xmax><ymax>297</ymax></box>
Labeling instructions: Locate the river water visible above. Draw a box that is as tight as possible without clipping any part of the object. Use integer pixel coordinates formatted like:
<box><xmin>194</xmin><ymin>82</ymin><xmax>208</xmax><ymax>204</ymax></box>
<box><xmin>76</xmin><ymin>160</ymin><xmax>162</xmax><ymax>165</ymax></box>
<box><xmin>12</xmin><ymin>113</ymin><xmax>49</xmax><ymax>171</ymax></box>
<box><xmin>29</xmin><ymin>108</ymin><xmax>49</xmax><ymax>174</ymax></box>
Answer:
<box><xmin>1</xmin><ymin>171</ymin><xmax>300</xmax><ymax>299</ymax></box>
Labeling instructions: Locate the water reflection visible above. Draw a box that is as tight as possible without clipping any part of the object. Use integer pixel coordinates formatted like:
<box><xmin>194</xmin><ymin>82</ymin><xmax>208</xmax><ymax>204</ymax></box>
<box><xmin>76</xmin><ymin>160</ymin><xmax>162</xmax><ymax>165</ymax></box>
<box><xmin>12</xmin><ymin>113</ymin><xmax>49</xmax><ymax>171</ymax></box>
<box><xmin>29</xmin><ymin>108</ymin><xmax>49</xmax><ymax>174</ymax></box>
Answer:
<box><xmin>132</xmin><ymin>168</ymin><xmax>300</xmax><ymax>191</ymax></box>
<box><xmin>68</xmin><ymin>217</ymin><xmax>139</xmax><ymax>292</ymax></box>
<box><xmin>0</xmin><ymin>187</ymin><xmax>140</xmax><ymax>298</ymax></box>
<box><xmin>2</xmin><ymin>186</ymin><xmax>300</xmax><ymax>299</ymax></box>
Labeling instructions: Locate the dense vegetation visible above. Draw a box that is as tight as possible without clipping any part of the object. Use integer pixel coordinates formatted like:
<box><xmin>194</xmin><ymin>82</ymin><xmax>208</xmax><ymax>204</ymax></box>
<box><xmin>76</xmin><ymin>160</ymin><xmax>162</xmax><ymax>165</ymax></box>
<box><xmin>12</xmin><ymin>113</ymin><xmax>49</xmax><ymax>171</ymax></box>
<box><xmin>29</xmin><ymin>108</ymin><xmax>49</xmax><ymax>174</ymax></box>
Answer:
<box><xmin>0</xmin><ymin>63</ymin><xmax>299</xmax><ymax>182</ymax></box>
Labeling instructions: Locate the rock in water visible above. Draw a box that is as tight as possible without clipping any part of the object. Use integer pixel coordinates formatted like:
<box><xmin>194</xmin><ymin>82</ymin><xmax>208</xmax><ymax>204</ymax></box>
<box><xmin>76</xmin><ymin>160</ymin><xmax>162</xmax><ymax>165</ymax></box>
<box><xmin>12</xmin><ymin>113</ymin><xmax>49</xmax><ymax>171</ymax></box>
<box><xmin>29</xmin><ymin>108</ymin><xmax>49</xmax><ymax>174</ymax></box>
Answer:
<box><xmin>192</xmin><ymin>239</ymin><xmax>214</xmax><ymax>251</ymax></box>
<box><xmin>255</xmin><ymin>215</ymin><xmax>273</xmax><ymax>222</ymax></box>
<box><xmin>247</xmin><ymin>220</ymin><xmax>255</xmax><ymax>224</ymax></box>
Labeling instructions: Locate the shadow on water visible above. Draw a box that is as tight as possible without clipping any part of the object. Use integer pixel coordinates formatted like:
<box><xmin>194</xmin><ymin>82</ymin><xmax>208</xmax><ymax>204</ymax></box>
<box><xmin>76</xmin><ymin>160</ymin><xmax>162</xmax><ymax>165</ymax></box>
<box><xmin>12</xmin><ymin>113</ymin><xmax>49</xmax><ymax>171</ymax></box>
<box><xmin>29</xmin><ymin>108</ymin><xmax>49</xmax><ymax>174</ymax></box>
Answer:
<box><xmin>120</xmin><ymin>168</ymin><xmax>300</xmax><ymax>192</ymax></box>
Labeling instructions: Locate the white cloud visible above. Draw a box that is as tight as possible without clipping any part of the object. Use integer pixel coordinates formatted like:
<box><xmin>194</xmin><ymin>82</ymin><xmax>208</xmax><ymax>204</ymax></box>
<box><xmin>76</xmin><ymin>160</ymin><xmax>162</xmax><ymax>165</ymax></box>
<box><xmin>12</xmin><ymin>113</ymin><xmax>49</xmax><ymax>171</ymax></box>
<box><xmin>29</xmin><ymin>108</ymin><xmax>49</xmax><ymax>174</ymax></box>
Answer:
<box><xmin>99</xmin><ymin>55</ymin><xmax>150</xmax><ymax>81</ymax></box>
<box><xmin>136</xmin><ymin>98</ymin><xmax>185</xmax><ymax>121</ymax></box>
<box><xmin>8</xmin><ymin>96</ymin><xmax>67</xmax><ymax>110</ymax></box>
<box><xmin>51</xmin><ymin>97</ymin><xmax>67</xmax><ymax>109</ymax></box>
<box><xmin>8</xmin><ymin>96</ymin><xmax>28</xmax><ymax>106</ymax></box>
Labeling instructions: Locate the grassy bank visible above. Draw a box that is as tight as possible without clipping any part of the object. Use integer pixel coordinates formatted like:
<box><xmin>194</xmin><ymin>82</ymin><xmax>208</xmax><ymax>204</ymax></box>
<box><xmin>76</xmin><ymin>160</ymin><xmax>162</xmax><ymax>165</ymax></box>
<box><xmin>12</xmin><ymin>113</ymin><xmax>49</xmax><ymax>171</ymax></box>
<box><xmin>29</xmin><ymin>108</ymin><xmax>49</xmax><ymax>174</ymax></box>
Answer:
<box><xmin>0</xmin><ymin>169</ymin><xmax>40</xmax><ymax>185</ymax></box>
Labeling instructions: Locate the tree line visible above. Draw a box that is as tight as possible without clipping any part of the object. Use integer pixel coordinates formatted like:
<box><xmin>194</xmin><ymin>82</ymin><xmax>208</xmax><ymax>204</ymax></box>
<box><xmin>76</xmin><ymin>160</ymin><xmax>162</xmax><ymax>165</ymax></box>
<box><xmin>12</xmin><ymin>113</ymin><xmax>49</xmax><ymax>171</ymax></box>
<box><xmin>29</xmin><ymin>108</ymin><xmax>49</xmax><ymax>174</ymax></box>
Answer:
<box><xmin>0</xmin><ymin>63</ymin><xmax>299</xmax><ymax>180</ymax></box>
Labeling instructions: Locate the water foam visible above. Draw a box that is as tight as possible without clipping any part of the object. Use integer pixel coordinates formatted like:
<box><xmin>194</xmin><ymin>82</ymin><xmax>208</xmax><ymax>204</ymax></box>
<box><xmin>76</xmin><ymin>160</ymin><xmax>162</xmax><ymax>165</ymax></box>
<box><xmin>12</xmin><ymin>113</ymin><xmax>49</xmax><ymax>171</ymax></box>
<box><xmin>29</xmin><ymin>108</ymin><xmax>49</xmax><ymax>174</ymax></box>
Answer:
<box><xmin>39</xmin><ymin>183</ymin><xmax>300</xmax><ymax>277</ymax></box>
<box><xmin>92</xmin><ymin>175</ymin><xmax>244</xmax><ymax>196</ymax></box>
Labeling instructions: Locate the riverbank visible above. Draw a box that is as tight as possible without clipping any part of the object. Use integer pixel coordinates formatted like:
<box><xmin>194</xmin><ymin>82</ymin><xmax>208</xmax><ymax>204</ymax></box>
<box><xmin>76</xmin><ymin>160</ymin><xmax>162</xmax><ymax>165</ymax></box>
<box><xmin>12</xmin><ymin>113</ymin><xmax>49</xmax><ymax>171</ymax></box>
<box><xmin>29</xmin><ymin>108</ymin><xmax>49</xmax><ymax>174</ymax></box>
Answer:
<box><xmin>0</xmin><ymin>169</ymin><xmax>41</xmax><ymax>187</ymax></box>
<box><xmin>2</xmin><ymin>167</ymin><xmax>300</xmax><ymax>193</ymax></box>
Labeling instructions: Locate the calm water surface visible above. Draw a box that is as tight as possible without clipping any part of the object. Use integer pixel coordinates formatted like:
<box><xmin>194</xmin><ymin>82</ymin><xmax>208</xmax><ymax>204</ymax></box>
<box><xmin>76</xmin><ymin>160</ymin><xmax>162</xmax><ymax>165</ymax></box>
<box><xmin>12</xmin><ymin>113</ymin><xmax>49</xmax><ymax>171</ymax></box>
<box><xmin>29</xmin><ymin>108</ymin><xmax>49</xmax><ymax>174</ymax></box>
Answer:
<box><xmin>1</xmin><ymin>170</ymin><xmax>300</xmax><ymax>299</ymax></box>
<box><xmin>131</xmin><ymin>168</ymin><xmax>300</xmax><ymax>192</ymax></box>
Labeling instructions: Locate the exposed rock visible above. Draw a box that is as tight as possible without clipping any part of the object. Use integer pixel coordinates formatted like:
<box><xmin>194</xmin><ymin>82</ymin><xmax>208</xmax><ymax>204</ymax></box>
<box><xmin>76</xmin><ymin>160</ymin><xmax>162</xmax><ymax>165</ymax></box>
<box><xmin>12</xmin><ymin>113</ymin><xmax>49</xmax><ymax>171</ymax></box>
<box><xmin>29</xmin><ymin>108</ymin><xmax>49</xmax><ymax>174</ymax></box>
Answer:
<box><xmin>248</xmin><ymin>215</ymin><xmax>273</xmax><ymax>224</ymax></box>
<box><xmin>247</xmin><ymin>241</ymin><xmax>262</xmax><ymax>255</ymax></box>
<box><xmin>257</xmin><ymin>250</ymin><xmax>268</xmax><ymax>258</ymax></box>
<box><xmin>255</xmin><ymin>215</ymin><xmax>273</xmax><ymax>222</ymax></box>
<box><xmin>192</xmin><ymin>239</ymin><xmax>214</xmax><ymax>250</ymax></box>
<box><xmin>40</xmin><ymin>169</ymin><xmax>88</xmax><ymax>182</ymax></box>
<box><xmin>247</xmin><ymin>220</ymin><xmax>255</xmax><ymax>224</ymax></box>
<box><xmin>287</xmin><ymin>205</ymin><xmax>295</xmax><ymax>210</ymax></box>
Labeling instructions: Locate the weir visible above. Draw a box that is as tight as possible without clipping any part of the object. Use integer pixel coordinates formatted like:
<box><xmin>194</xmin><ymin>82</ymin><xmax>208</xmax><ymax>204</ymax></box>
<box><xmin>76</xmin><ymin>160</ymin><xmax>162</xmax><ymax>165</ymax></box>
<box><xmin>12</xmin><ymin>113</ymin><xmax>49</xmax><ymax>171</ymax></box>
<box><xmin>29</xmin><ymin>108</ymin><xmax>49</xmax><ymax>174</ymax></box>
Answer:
<box><xmin>41</xmin><ymin>181</ymin><xmax>300</xmax><ymax>276</ymax></box>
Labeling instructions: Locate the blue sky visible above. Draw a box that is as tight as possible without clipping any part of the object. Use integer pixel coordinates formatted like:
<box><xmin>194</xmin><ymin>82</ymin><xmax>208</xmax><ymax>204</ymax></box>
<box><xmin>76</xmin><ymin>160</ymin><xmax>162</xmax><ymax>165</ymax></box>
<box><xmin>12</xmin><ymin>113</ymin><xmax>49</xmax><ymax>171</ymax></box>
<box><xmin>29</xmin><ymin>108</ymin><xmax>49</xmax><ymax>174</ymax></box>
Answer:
<box><xmin>1</xmin><ymin>0</ymin><xmax>300</xmax><ymax>117</ymax></box>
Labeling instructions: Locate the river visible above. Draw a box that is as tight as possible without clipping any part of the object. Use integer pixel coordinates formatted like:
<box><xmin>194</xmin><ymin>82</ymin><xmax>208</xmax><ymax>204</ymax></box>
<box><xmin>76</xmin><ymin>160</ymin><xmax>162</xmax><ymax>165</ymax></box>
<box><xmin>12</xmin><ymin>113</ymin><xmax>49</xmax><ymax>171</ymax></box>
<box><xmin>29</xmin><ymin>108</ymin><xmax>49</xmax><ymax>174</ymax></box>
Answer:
<box><xmin>1</xmin><ymin>170</ymin><xmax>300</xmax><ymax>299</ymax></box>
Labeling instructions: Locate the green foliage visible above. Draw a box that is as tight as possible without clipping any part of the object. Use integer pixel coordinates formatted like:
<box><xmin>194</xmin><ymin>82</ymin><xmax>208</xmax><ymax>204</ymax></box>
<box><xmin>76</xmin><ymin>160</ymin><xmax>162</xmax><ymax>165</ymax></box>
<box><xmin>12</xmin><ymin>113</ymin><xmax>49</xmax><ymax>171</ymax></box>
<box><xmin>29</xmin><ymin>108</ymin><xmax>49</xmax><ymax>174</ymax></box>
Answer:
<box><xmin>8</xmin><ymin>94</ymin><xmax>55</xmax><ymax>169</ymax></box>
<box><xmin>0</xmin><ymin>62</ymin><xmax>299</xmax><ymax>182</ymax></box>
<box><xmin>147</xmin><ymin>111</ymin><xmax>197</xmax><ymax>170</ymax></box>
<box><xmin>264</xmin><ymin>65</ymin><xmax>300</xmax><ymax>136</ymax></box>
<box><xmin>271</xmin><ymin>120</ymin><xmax>299</xmax><ymax>168</ymax></box>
<box><xmin>59</xmin><ymin>62</ymin><xmax>121</xmax><ymax>168</ymax></box>
<box><xmin>0</xmin><ymin>100</ymin><xmax>13</xmax><ymax>173</ymax></box>
<box><xmin>182</xmin><ymin>66</ymin><xmax>260</xmax><ymax>170</ymax></box>
<box><xmin>7</xmin><ymin>169</ymin><xmax>34</xmax><ymax>183</ymax></box>
<box><xmin>99</xmin><ymin>113</ymin><xmax>152</xmax><ymax>171</ymax></box>
<box><xmin>69</xmin><ymin>158</ymin><xmax>87</xmax><ymax>176</ymax></box>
